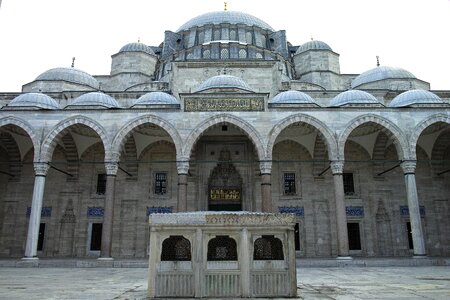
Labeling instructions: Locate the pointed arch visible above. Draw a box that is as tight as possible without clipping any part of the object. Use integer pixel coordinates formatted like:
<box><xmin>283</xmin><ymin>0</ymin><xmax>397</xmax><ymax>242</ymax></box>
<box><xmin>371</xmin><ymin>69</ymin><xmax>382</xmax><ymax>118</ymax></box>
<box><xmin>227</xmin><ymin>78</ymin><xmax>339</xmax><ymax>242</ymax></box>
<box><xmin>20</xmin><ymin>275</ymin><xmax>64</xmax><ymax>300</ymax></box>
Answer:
<box><xmin>410</xmin><ymin>114</ymin><xmax>450</xmax><ymax>159</ymax></box>
<box><xmin>267</xmin><ymin>114</ymin><xmax>337</xmax><ymax>160</ymax></box>
<box><xmin>41</xmin><ymin>115</ymin><xmax>110</xmax><ymax>162</ymax></box>
<box><xmin>338</xmin><ymin>114</ymin><xmax>408</xmax><ymax>160</ymax></box>
<box><xmin>112</xmin><ymin>115</ymin><xmax>182</xmax><ymax>160</ymax></box>
<box><xmin>0</xmin><ymin>116</ymin><xmax>40</xmax><ymax>161</ymax></box>
<box><xmin>182</xmin><ymin>114</ymin><xmax>265</xmax><ymax>161</ymax></box>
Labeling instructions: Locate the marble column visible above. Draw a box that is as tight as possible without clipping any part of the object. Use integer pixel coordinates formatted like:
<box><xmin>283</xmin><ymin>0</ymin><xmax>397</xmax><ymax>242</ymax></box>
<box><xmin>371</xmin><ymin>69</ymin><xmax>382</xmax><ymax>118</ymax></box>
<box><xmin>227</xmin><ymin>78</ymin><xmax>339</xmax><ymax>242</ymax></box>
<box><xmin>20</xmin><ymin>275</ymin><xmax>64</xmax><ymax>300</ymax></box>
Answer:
<box><xmin>260</xmin><ymin>161</ymin><xmax>272</xmax><ymax>212</ymax></box>
<box><xmin>401</xmin><ymin>160</ymin><xmax>426</xmax><ymax>256</ymax></box>
<box><xmin>147</xmin><ymin>227</ymin><xmax>158</xmax><ymax>298</ymax></box>
<box><xmin>177</xmin><ymin>160</ymin><xmax>189</xmax><ymax>212</ymax></box>
<box><xmin>23</xmin><ymin>162</ymin><xmax>50</xmax><ymax>259</ymax></box>
<box><xmin>330</xmin><ymin>160</ymin><xmax>350</xmax><ymax>258</ymax></box>
<box><xmin>99</xmin><ymin>161</ymin><xmax>118</xmax><ymax>259</ymax></box>
<box><xmin>240</xmin><ymin>228</ymin><xmax>251</xmax><ymax>297</ymax></box>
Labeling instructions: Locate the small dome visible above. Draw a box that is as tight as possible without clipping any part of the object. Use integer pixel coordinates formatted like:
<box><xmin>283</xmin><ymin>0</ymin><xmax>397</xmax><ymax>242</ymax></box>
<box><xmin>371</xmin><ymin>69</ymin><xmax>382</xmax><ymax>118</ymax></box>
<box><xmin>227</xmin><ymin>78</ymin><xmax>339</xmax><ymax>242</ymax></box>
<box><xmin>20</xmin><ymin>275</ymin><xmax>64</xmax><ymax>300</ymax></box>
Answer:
<box><xmin>196</xmin><ymin>75</ymin><xmax>253</xmax><ymax>92</ymax></box>
<box><xmin>351</xmin><ymin>66</ymin><xmax>416</xmax><ymax>89</ymax></box>
<box><xmin>134</xmin><ymin>92</ymin><xmax>179</xmax><ymax>105</ymax></box>
<box><xmin>68</xmin><ymin>92</ymin><xmax>119</xmax><ymax>108</ymax></box>
<box><xmin>119</xmin><ymin>42</ymin><xmax>155</xmax><ymax>55</ymax></box>
<box><xmin>7</xmin><ymin>93</ymin><xmax>59</xmax><ymax>110</ymax></box>
<box><xmin>389</xmin><ymin>89</ymin><xmax>445</xmax><ymax>107</ymax></box>
<box><xmin>177</xmin><ymin>11</ymin><xmax>274</xmax><ymax>32</ymax></box>
<box><xmin>270</xmin><ymin>90</ymin><xmax>317</xmax><ymax>104</ymax></box>
<box><xmin>36</xmin><ymin>67</ymin><xmax>99</xmax><ymax>89</ymax></box>
<box><xmin>295</xmin><ymin>40</ymin><xmax>332</xmax><ymax>55</ymax></box>
<box><xmin>330</xmin><ymin>90</ymin><xmax>382</xmax><ymax>107</ymax></box>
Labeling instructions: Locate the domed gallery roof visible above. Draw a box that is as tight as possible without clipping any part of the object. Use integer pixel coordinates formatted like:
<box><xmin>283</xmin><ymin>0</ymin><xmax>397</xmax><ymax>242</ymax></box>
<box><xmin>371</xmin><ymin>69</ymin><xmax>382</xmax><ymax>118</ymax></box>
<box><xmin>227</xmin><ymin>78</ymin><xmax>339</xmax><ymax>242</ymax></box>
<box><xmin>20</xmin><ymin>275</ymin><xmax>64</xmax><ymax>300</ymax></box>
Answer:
<box><xmin>351</xmin><ymin>66</ymin><xmax>416</xmax><ymax>89</ymax></box>
<box><xmin>295</xmin><ymin>40</ymin><xmax>332</xmax><ymax>55</ymax></box>
<box><xmin>119</xmin><ymin>42</ymin><xmax>155</xmax><ymax>55</ymax></box>
<box><xmin>67</xmin><ymin>92</ymin><xmax>119</xmax><ymax>109</ymax></box>
<box><xmin>389</xmin><ymin>89</ymin><xmax>446</xmax><ymax>107</ymax></box>
<box><xmin>6</xmin><ymin>93</ymin><xmax>59</xmax><ymax>110</ymax></box>
<box><xmin>270</xmin><ymin>90</ymin><xmax>317</xmax><ymax>105</ymax></box>
<box><xmin>196</xmin><ymin>75</ymin><xmax>254</xmax><ymax>92</ymax></box>
<box><xmin>330</xmin><ymin>90</ymin><xmax>382</xmax><ymax>107</ymax></box>
<box><xmin>177</xmin><ymin>11</ymin><xmax>274</xmax><ymax>32</ymax></box>
<box><xmin>36</xmin><ymin>67</ymin><xmax>100</xmax><ymax>89</ymax></box>
<box><xmin>134</xmin><ymin>92</ymin><xmax>179</xmax><ymax>105</ymax></box>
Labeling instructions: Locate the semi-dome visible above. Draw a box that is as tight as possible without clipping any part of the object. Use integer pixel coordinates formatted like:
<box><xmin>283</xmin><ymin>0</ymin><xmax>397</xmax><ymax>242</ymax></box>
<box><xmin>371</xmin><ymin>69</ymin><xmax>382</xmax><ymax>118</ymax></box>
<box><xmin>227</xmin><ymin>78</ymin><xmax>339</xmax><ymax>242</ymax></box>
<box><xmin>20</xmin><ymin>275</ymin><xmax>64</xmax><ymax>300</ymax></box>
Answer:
<box><xmin>134</xmin><ymin>92</ymin><xmax>179</xmax><ymax>105</ymax></box>
<box><xmin>68</xmin><ymin>92</ymin><xmax>119</xmax><ymax>108</ymax></box>
<box><xmin>330</xmin><ymin>90</ymin><xmax>382</xmax><ymax>107</ymax></box>
<box><xmin>270</xmin><ymin>90</ymin><xmax>317</xmax><ymax>105</ymax></box>
<box><xmin>177</xmin><ymin>11</ymin><xmax>274</xmax><ymax>32</ymax></box>
<box><xmin>196</xmin><ymin>75</ymin><xmax>253</xmax><ymax>92</ymax></box>
<box><xmin>6</xmin><ymin>93</ymin><xmax>59</xmax><ymax>110</ymax></box>
<box><xmin>351</xmin><ymin>66</ymin><xmax>416</xmax><ymax>89</ymax></box>
<box><xmin>295</xmin><ymin>40</ymin><xmax>332</xmax><ymax>55</ymax></box>
<box><xmin>389</xmin><ymin>89</ymin><xmax>446</xmax><ymax>107</ymax></box>
<box><xmin>119</xmin><ymin>42</ymin><xmax>155</xmax><ymax>55</ymax></box>
<box><xmin>36</xmin><ymin>67</ymin><xmax>100</xmax><ymax>89</ymax></box>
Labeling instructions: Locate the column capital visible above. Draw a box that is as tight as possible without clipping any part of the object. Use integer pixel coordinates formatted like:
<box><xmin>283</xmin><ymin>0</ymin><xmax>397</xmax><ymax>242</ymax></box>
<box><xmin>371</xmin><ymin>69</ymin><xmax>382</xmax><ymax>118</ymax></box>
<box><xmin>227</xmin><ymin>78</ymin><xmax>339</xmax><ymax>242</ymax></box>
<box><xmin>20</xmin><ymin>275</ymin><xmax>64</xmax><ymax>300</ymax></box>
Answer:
<box><xmin>259</xmin><ymin>160</ymin><xmax>272</xmax><ymax>174</ymax></box>
<box><xmin>33</xmin><ymin>162</ymin><xmax>50</xmax><ymax>176</ymax></box>
<box><xmin>105</xmin><ymin>161</ymin><xmax>119</xmax><ymax>176</ymax></box>
<box><xmin>177</xmin><ymin>160</ymin><xmax>190</xmax><ymax>175</ymax></box>
<box><xmin>330</xmin><ymin>160</ymin><xmax>344</xmax><ymax>175</ymax></box>
<box><xmin>401</xmin><ymin>160</ymin><xmax>416</xmax><ymax>175</ymax></box>
<box><xmin>105</xmin><ymin>151</ymin><xmax>120</xmax><ymax>162</ymax></box>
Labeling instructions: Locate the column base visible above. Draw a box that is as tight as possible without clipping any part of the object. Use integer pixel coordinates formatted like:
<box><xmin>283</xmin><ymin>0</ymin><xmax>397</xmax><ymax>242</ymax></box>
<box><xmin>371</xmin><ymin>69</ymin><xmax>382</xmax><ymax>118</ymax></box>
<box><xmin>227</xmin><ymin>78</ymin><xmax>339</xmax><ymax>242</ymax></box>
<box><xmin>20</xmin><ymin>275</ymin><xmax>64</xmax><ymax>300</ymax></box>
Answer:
<box><xmin>21</xmin><ymin>257</ymin><xmax>39</xmax><ymax>261</ymax></box>
<box><xmin>97</xmin><ymin>257</ymin><xmax>114</xmax><ymax>261</ymax></box>
<box><xmin>336</xmin><ymin>256</ymin><xmax>353</xmax><ymax>260</ymax></box>
<box><xmin>413</xmin><ymin>254</ymin><xmax>427</xmax><ymax>259</ymax></box>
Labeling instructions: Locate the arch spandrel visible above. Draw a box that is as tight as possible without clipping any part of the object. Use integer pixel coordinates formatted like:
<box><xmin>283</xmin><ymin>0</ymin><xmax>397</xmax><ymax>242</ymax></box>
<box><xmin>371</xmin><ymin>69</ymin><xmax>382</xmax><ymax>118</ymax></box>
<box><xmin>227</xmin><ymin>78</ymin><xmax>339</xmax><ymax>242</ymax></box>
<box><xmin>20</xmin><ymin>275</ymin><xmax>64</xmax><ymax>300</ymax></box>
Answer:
<box><xmin>267</xmin><ymin>114</ymin><xmax>338</xmax><ymax>161</ymax></box>
<box><xmin>338</xmin><ymin>114</ymin><xmax>408</xmax><ymax>160</ymax></box>
<box><xmin>410</xmin><ymin>114</ymin><xmax>450</xmax><ymax>160</ymax></box>
<box><xmin>41</xmin><ymin>115</ymin><xmax>110</xmax><ymax>162</ymax></box>
<box><xmin>112</xmin><ymin>115</ymin><xmax>182</xmax><ymax>161</ymax></box>
<box><xmin>0</xmin><ymin>116</ymin><xmax>40</xmax><ymax>162</ymax></box>
<box><xmin>182</xmin><ymin>113</ymin><xmax>265</xmax><ymax>162</ymax></box>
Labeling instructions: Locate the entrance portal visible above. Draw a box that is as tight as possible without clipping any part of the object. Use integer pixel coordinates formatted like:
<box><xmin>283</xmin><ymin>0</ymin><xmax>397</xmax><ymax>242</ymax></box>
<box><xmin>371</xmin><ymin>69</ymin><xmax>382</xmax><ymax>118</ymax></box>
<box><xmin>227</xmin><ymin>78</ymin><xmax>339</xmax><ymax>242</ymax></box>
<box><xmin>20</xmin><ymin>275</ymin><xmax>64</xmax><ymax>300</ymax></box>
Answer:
<box><xmin>208</xmin><ymin>149</ymin><xmax>242</xmax><ymax>211</ymax></box>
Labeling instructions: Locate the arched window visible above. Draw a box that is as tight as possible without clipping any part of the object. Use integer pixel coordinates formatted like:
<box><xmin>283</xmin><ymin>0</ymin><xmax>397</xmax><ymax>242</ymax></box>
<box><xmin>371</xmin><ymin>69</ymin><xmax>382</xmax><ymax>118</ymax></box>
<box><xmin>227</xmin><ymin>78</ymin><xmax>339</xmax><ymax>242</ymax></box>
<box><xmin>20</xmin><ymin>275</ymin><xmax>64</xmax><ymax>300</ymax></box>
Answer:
<box><xmin>230</xmin><ymin>29</ymin><xmax>237</xmax><ymax>41</ymax></box>
<box><xmin>246</xmin><ymin>31</ymin><xmax>253</xmax><ymax>44</ymax></box>
<box><xmin>203</xmin><ymin>49</ymin><xmax>211</xmax><ymax>59</ymax></box>
<box><xmin>239</xmin><ymin>49</ymin><xmax>247</xmax><ymax>59</ymax></box>
<box><xmin>207</xmin><ymin>236</ymin><xmax>237</xmax><ymax>261</ymax></box>
<box><xmin>214</xmin><ymin>29</ymin><xmax>221</xmax><ymax>40</ymax></box>
<box><xmin>161</xmin><ymin>236</ymin><xmax>191</xmax><ymax>261</ymax></box>
<box><xmin>256</xmin><ymin>52</ymin><xmax>263</xmax><ymax>59</ymax></box>
<box><xmin>220</xmin><ymin>48</ymin><xmax>229</xmax><ymax>59</ymax></box>
<box><xmin>253</xmin><ymin>235</ymin><xmax>284</xmax><ymax>260</ymax></box>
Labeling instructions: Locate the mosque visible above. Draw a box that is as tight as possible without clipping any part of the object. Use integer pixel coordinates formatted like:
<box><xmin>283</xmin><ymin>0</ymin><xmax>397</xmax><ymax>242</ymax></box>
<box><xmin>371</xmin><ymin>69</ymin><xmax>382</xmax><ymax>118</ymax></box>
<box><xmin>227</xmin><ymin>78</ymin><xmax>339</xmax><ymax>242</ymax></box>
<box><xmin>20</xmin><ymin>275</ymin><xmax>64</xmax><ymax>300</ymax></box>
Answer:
<box><xmin>0</xmin><ymin>9</ymin><xmax>449</xmax><ymax>260</ymax></box>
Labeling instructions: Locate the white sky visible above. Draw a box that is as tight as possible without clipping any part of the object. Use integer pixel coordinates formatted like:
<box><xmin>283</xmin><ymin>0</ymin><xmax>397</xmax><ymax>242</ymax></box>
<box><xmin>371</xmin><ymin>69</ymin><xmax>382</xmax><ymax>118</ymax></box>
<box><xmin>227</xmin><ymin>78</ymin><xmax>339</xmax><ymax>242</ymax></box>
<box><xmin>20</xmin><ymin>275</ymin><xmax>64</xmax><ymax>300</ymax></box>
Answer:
<box><xmin>0</xmin><ymin>0</ymin><xmax>449</xmax><ymax>92</ymax></box>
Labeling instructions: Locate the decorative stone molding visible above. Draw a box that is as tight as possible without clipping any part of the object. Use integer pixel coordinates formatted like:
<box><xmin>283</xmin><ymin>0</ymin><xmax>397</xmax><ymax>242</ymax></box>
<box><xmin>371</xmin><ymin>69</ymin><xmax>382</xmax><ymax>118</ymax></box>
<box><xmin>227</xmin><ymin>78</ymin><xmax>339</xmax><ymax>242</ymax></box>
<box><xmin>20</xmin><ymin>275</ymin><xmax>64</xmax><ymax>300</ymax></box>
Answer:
<box><xmin>401</xmin><ymin>160</ymin><xmax>417</xmax><ymax>174</ymax></box>
<box><xmin>182</xmin><ymin>113</ymin><xmax>265</xmax><ymax>162</ymax></box>
<box><xmin>105</xmin><ymin>161</ymin><xmax>119</xmax><ymax>176</ymax></box>
<box><xmin>330</xmin><ymin>160</ymin><xmax>344</xmax><ymax>175</ymax></box>
<box><xmin>267</xmin><ymin>113</ymin><xmax>337</xmax><ymax>160</ymax></box>
<box><xmin>33</xmin><ymin>162</ymin><xmax>50</xmax><ymax>176</ymax></box>
<box><xmin>259</xmin><ymin>160</ymin><xmax>272</xmax><ymax>174</ymax></box>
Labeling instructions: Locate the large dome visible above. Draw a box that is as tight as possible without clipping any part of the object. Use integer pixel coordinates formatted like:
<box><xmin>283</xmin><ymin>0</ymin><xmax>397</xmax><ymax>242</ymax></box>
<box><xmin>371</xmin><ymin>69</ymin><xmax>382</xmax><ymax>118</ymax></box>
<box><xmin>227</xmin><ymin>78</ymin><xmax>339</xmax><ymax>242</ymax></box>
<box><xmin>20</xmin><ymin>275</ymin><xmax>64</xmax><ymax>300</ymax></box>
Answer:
<box><xmin>295</xmin><ymin>40</ymin><xmax>332</xmax><ymax>55</ymax></box>
<box><xmin>351</xmin><ymin>66</ymin><xmax>416</xmax><ymax>89</ymax></box>
<box><xmin>330</xmin><ymin>90</ymin><xmax>382</xmax><ymax>107</ymax></box>
<box><xmin>177</xmin><ymin>11</ymin><xmax>274</xmax><ymax>32</ymax></box>
<box><xmin>119</xmin><ymin>42</ymin><xmax>154</xmax><ymax>55</ymax></box>
<box><xmin>7</xmin><ymin>93</ymin><xmax>59</xmax><ymax>110</ymax></box>
<box><xmin>67</xmin><ymin>92</ymin><xmax>119</xmax><ymax>108</ymax></box>
<box><xmin>36</xmin><ymin>67</ymin><xmax>99</xmax><ymax>89</ymax></box>
<box><xmin>389</xmin><ymin>89</ymin><xmax>446</xmax><ymax>107</ymax></box>
<box><xmin>196</xmin><ymin>75</ymin><xmax>253</xmax><ymax>92</ymax></box>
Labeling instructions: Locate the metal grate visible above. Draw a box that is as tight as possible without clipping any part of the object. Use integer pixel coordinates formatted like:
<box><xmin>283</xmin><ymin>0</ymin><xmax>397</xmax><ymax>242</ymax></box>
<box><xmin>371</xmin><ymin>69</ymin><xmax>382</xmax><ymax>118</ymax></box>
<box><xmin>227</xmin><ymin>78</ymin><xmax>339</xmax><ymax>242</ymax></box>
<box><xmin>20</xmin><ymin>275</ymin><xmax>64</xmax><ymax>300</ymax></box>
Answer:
<box><xmin>207</xmin><ymin>236</ymin><xmax>237</xmax><ymax>261</ymax></box>
<box><xmin>253</xmin><ymin>235</ymin><xmax>284</xmax><ymax>260</ymax></box>
<box><xmin>161</xmin><ymin>236</ymin><xmax>191</xmax><ymax>261</ymax></box>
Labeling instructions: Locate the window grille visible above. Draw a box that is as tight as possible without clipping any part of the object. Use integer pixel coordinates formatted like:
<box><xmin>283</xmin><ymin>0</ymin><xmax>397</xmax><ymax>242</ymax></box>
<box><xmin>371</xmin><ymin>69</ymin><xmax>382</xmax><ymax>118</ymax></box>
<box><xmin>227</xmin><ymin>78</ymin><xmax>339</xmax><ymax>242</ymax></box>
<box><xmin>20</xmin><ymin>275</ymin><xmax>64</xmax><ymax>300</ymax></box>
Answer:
<box><xmin>161</xmin><ymin>236</ymin><xmax>191</xmax><ymax>261</ymax></box>
<box><xmin>256</xmin><ymin>52</ymin><xmax>263</xmax><ymax>59</ymax></box>
<box><xmin>220</xmin><ymin>48</ymin><xmax>229</xmax><ymax>59</ymax></box>
<box><xmin>214</xmin><ymin>29</ymin><xmax>221</xmax><ymax>40</ymax></box>
<box><xmin>203</xmin><ymin>49</ymin><xmax>211</xmax><ymax>59</ymax></box>
<box><xmin>155</xmin><ymin>173</ymin><xmax>167</xmax><ymax>195</ymax></box>
<box><xmin>229</xmin><ymin>29</ymin><xmax>237</xmax><ymax>40</ymax></box>
<box><xmin>239</xmin><ymin>49</ymin><xmax>247</xmax><ymax>59</ymax></box>
<box><xmin>246</xmin><ymin>31</ymin><xmax>253</xmax><ymax>44</ymax></box>
<box><xmin>253</xmin><ymin>235</ymin><xmax>284</xmax><ymax>260</ymax></box>
<box><xmin>283</xmin><ymin>173</ymin><xmax>296</xmax><ymax>195</ymax></box>
<box><xmin>96</xmin><ymin>173</ymin><xmax>106</xmax><ymax>195</ymax></box>
<box><xmin>207</xmin><ymin>236</ymin><xmax>237</xmax><ymax>261</ymax></box>
<box><xmin>343</xmin><ymin>172</ymin><xmax>355</xmax><ymax>195</ymax></box>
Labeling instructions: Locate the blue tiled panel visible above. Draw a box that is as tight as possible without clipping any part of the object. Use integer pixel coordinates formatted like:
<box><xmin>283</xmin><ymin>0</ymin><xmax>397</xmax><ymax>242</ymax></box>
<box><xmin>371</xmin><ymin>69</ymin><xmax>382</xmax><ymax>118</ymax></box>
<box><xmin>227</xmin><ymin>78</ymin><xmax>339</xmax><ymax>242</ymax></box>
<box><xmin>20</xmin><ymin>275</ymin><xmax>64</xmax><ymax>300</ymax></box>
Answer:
<box><xmin>399</xmin><ymin>205</ymin><xmax>426</xmax><ymax>217</ymax></box>
<box><xmin>278</xmin><ymin>206</ymin><xmax>304</xmax><ymax>217</ymax></box>
<box><xmin>346</xmin><ymin>206</ymin><xmax>364</xmax><ymax>217</ymax></box>
<box><xmin>146</xmin><ymin>206</ymin><xmax>173</xmax><ymax>216</ymax></box>
<box><xmin>26</xmin><ymin>207</ymin><xmax>52</xmax><ymax>218</ymax></box>
<box><xmin>87</xmin><ymin>207</ymin><xmax>104</xmax><ymax>217</ymax></box>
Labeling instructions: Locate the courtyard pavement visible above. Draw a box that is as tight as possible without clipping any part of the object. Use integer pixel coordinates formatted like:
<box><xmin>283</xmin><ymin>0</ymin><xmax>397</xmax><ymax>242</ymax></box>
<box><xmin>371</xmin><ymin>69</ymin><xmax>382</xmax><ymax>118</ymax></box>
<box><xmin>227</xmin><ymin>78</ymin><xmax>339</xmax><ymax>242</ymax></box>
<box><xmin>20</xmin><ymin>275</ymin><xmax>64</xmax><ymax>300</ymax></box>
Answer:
<box><xmin>0</xmin><ymin>265</ymin><xmax>449</xmax><ymax>299</ymax></box>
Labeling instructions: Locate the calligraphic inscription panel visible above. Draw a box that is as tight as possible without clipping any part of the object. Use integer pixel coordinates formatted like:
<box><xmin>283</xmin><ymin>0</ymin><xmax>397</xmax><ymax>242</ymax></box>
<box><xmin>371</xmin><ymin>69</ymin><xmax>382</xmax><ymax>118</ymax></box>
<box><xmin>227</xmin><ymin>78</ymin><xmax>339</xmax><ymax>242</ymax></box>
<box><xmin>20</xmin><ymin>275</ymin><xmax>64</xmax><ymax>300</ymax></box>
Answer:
<box><xmin>185</xmin><ymin>97</ymin><xmax>264</xmax><ymax>112</ymax></box>
<box><xmin>210</xmin><ymin>189</ymin><xmax>241</xmax><ymax>202</ymax></box>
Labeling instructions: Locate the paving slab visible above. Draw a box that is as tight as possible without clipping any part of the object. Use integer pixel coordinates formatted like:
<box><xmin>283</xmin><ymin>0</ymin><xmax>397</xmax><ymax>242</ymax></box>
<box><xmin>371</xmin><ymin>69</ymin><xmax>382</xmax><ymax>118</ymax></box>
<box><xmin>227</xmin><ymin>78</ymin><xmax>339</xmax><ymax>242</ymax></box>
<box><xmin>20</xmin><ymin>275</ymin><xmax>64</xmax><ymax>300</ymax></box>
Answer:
<box><xmin>0</xmin><ymin>266</ymin><xmax>449</xmax><ymax>299</ymax></box>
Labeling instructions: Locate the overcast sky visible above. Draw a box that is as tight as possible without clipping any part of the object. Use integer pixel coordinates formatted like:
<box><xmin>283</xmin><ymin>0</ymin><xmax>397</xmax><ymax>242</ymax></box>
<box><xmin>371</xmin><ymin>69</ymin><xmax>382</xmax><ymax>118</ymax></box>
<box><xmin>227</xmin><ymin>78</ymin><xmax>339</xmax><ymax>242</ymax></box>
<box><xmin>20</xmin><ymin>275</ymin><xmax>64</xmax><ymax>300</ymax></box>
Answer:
<box><xmin>0</xmin><ymin>0</ymin><xmax>449</xmax><ymax>92</ymax></box>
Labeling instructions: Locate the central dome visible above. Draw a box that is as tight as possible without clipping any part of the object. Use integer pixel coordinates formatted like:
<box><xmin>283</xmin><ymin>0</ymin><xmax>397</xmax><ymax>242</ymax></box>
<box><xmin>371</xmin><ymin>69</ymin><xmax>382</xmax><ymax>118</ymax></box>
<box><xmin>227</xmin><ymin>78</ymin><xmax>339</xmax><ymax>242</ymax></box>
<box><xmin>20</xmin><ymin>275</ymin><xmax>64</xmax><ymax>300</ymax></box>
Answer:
<box><xmin>177</xmin><ymin>11</ymin><xmax>274</xmax><ymax>32</ymax></box>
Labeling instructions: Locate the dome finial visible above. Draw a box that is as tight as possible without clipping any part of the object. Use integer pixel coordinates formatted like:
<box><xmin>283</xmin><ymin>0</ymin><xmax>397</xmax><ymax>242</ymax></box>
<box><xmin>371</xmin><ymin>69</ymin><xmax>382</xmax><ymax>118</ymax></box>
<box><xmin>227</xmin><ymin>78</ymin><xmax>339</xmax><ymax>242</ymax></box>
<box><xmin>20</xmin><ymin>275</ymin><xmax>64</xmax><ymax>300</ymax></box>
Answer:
<box><xmin>71</xmin><ymin>57</ymin><xmax>75</xmax><ymax>68</ymax></box>
<box><xmin>138</xmin><ymin>37</ymin><xmax>140</xmax><ymax>43</ymax></box>
<box><xmin>376</xmin><ymin>56</ymin><xmax>380</xmax><ymax>67</ymax></box>
<box><xmin>224</xmin><ymin>1</ymin><xmax>228</xmax><ymax>11</ymax></box>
